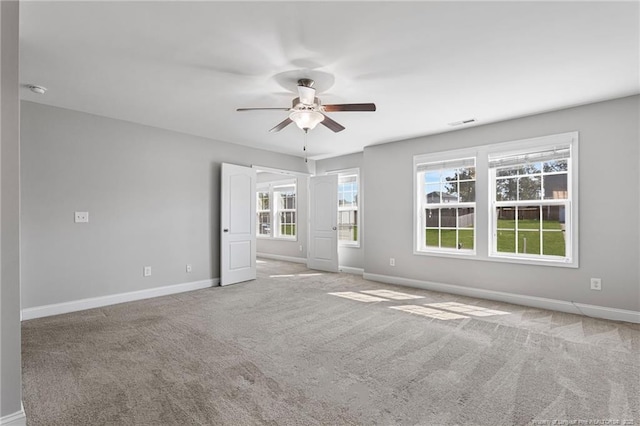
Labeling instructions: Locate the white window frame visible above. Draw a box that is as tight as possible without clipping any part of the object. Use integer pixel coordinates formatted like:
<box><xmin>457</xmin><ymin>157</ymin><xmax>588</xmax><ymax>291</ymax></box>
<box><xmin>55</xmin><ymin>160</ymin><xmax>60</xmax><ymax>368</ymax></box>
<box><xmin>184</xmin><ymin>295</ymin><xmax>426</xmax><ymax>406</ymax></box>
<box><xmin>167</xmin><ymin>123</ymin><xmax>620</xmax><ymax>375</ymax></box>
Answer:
<box><xmin>487</xmin><ymin>133</ymin><xmax>578</xmax><ymax>267</ymax></box>
<box><xmin>330</xmin><ymin>168</ymin><xmax>361</xmax><ymax>247</ymax></box>
<box><xmin>256</xmin><ymin>179</ymin><xmax>297</xmax><ymax>241</ymax></box>
<box><xmin>414</xmin><ymin>149</ymin><xmax>477</xmax><ymax>257</ymax></box>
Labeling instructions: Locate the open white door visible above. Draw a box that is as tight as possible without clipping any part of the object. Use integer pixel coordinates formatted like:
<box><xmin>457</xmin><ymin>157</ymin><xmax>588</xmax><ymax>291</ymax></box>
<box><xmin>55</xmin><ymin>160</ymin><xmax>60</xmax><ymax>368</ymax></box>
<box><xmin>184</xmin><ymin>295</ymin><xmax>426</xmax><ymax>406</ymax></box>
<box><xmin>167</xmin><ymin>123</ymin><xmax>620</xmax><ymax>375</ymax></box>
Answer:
<box><xmin>221</xmin><ymin>163</ymin><xmax>256</xmax><ymax>286</ymax></box>
<box><xmin>308</xmin><ymin>174</ymin><xmax>339</xmax><ymax>272</ymax></box>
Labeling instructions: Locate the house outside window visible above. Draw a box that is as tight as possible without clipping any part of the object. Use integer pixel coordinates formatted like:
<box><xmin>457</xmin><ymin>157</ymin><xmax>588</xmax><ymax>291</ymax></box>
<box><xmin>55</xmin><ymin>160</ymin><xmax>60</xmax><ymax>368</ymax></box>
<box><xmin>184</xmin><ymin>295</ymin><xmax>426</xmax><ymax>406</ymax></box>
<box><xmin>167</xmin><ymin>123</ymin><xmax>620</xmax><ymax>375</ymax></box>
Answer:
<box><xmin>256</xmin><ymin>180</ymin><xmax>297</xmax><ymax>240</ymax></box>
<box><xmin>415</xmin><ymin>156</ymin><xmax>476</xmax><ymax>254</ymax></box>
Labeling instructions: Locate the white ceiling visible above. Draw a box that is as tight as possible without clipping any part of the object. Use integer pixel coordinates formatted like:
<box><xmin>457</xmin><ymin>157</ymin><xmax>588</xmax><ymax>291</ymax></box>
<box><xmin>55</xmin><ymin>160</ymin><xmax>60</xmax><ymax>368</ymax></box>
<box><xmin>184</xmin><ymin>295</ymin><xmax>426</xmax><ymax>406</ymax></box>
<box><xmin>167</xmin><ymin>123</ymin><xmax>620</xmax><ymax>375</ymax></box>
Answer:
<box><xmin>19</xmin><ymin>1</ymin><xmax>639</xmax><ymax>160</ymax></box>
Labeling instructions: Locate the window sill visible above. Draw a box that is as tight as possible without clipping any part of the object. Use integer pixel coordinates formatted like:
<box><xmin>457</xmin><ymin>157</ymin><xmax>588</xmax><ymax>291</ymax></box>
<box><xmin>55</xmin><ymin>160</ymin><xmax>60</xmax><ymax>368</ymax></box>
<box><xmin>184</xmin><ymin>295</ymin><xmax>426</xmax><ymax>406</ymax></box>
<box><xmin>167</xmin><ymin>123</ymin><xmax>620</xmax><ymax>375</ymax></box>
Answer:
<box><xmin>339</xmin><ymin>242</ymin><xmax>361</xmax><ymax>249</ymax></box>
<box><xmin>488</xmin><ymin>253</ymin><xmax>577</xmax><ymax>268</ymax></box>
<box><xmin>412</xmin><ymin>249</ymin><xmax>578</xmax><ymax>268</ymax></box>
<box><xmin>414</xmin><ymin>249</ymin><xmax>477</xmax><ymax>259</ymax></box>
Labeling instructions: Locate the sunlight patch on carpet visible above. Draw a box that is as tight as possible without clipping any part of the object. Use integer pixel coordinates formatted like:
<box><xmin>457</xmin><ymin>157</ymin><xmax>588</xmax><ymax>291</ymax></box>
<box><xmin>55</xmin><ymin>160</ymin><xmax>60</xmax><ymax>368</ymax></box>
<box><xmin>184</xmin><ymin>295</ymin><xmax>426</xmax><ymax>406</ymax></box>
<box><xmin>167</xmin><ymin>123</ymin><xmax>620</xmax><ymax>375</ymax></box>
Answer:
<box><xmin>390</xmin><ymin>305</ymin><xmax>469</xmax><ymax>320</ymax></box>
<box><xmin>361</xmin><ymin>290</ymin><xmax>424</xmax><ymax>300</ymax></box>
<box><xmin>328</xmin><ymin>292</ymin><xmax>389</xmax><ymax>302</ymax></box>
<box><xmin>425</xmin><ymin>302</ymin><xmax>510</xmax><ymax>317</ymax></box>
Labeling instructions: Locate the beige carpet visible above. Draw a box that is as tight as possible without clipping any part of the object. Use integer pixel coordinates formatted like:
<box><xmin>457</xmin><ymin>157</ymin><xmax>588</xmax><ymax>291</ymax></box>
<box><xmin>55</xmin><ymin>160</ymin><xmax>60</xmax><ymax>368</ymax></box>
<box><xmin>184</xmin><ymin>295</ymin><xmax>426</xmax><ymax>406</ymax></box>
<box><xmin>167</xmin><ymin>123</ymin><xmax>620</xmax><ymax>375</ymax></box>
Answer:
<box><xmin>22</xmin><ymin>259</ymin><xmax>640</xmax><ymax>425</ymax></box>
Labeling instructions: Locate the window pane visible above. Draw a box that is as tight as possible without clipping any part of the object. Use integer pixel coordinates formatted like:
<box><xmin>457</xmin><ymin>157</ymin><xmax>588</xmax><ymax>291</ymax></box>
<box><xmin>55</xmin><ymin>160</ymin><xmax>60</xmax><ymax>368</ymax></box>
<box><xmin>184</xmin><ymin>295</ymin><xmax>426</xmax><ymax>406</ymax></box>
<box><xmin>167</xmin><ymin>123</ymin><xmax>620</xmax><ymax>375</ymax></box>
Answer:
<box><xmin>425</xmin><ymin>184</ymin><xmax>441</xmax><ymax>203</ymax></box>
<box><xmin>338</xmin><ymin>210</ymin><xmax>358</xmax><ymax>242</ymax></box>
<box><xmin>338</xmin><ymin>178</ymin><xmax>358</xmax><ymax>209</ymax></box>
<box><xmin>279</xmin><ymin>191</ymin><xmax>296</xmax><ymax>209</ymax></box>
<box><xmin>497</xmin><ymin>230</ymin><xmax>515</xmax><ymax>253</ymax></box>
<box><xmin>522</xmin><ymin>163</ymin><xmax>542</xmax><ymax>174</ymax></box>
<box><xmin>458</xmin><ymin>229</ymin><xmax>474</xmax><ymax>250</ymax></box>
<box><xmin>543</xmin><ymin>174</ymin><xmax>568</xmax><ymax>200</ymax></box>
<box><xmin>517</xmin><ymin>206</ymin><xmax>540</xmax><ymax>230</ymax></box>
<box><xmin>258</xmin><ymin>192</ymin><xmax>270</xmax><ymax>210</ymax></box>
<box><xmin>518</xmin><ymin>176</ymin><xmax>541</xmax><ymax>200</ymax></box>
<box><xmin>425</xmin><ymin>171</ymin><xmax>440</xmax><ymax>183</ymax></box>
<box><xmin>497</xmin><ymin>167</ymin><xmax>518</xmax><ymax>177</ymax></box>
<box><xmin>279</xmin><ymin>211</ymin><xmax>296</xmax><ymax>237</ymax></box>
<box><xmin>544</xmin><ymin>159</ymin><xmax>568</xmax><ymax>172</ymax></box>
<box><xmin>518</xmin><ymin>230</ymin><xmax>540</xmax><ymax>255</ymax></box>
<box><xmin>441</xmin><ymin>208</ymin><xmax>456</xmax><ymax>228</ymax></box>
<box><xmin>496</xmin><ymin>207</ymin><xmax>515</xmax><ymax>229</ymax></box>
<box><xmin>440</xmin><ymin>229</ymin><xmax>457</xmax><ymax>248</ymax></box>
<box><xmin>496</xmin><ymin>178</ymin><xmax>517</xmax><ymax>201</ymax></box>
<box><xmin>457</xmin><ymin>167</ymin><xmax>475</xmax><ymax>180</ymax></box>
<box><xmin>457</xmin><ymin>208</ymin><xmax>474</xmax><ymax>228</ymax></box>
<box><xmin>541</xmin><ymin>205</ymin><xmax>565</xmax><ymax>229</ymax></box>
<box><xmin>442</xmin><ymin>182</ymin><xmax>459</xmax><ymax>202</ymax></box>
<box><xmin>425</xmin><ymin>229</ymin><xmax>439</xmax><ymax>247</ymax></box>
<box><xmin>258</xmin><ymin>212</ymin><xmax>271</xmax><ymax>236</ymax></box>
<box><xmin>543</xmin><ymin>231</ymin><xmax>566</xmax><ymax>256</ymax></box>
<box><xmin>459</xmin><ymin>181</ymin><xmax>475</xmax><ymax>202</ymax></box>
<box><xmin>441</xmin><ymin>169</ymin><xmax>456</xmax><ymax>182</ymax></box>
<box><xmin>425</xmin><ymin>209</ymin><xmax>439</xmax><ymax>227</ymax></box>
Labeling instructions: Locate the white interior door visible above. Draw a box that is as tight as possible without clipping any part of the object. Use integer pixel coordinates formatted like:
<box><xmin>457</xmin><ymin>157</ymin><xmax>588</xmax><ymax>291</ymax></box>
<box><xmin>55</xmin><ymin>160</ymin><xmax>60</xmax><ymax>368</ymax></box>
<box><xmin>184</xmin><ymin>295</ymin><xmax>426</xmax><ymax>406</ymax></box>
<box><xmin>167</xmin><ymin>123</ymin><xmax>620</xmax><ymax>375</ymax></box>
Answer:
<box><xmin>308</xmin><ymin>174</ymin><xmax>338</xmax><ymax>272</ymax></box>
<box><xmin>221</xmin><ymin>163</ymin><xmax>256</xmax><ymax>286</ymax></box>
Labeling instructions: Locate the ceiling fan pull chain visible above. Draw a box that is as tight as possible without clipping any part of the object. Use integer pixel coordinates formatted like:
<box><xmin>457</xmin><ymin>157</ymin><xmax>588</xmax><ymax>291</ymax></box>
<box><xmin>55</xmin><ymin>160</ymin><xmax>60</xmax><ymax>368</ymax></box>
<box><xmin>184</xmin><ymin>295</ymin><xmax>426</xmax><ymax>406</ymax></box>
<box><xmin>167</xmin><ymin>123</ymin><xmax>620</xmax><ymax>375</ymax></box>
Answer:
<box><xmin>303</xmin><ymin>129</ymin><xmax>308</xmax><ymax>163</ymax></box>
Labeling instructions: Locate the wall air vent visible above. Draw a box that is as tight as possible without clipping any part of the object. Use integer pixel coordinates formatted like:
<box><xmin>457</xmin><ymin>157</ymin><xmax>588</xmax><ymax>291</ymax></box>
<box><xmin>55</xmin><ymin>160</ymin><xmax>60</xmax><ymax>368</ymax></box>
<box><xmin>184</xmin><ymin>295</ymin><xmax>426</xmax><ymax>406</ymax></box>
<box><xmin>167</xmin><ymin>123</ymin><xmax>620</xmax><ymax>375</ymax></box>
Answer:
<box><xmin>448</xmin><ymin>118</ymin><xmax>477</xmax><ymax>127</ymax></box>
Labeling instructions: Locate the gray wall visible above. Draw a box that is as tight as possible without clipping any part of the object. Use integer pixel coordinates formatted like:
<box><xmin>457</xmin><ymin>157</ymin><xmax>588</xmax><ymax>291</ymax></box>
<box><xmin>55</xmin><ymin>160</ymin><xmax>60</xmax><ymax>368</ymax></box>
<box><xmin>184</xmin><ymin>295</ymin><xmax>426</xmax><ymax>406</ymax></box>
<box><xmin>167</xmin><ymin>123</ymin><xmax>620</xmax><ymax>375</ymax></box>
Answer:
<box><xmin>255</xmin><ymin>171</ymin><xmax>308</xmax><ymax>260</ymax></box>
<box><xmin>20</xmin><ymin>101</ymin><xmax>310</xmax><ymax>309</ymax></box>
<box><xmin>362</xmin><ymin>95</ymin><xmax>639</xmax><ymax>312</ymax></box>
<box><xmin>316</xmin><ymin>152</ymin><xmax>364</xmax><ymax>269</ymax></box>
<box><xmin>1</xmin><ymin>0</ymin><xmax>22</xmax><ymax>418</ymax></box>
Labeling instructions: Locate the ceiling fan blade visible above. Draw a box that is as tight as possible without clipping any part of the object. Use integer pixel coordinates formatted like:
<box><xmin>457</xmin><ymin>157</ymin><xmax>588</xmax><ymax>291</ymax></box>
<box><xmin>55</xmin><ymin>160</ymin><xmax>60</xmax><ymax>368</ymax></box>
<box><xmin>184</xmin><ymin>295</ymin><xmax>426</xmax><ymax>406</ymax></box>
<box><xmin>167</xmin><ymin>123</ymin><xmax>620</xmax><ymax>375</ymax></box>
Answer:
<box><xmin>237</xmin><ymin>107</ymin><xmax>290</xmax><ymax>112</ymax></box>
<box><xmin>269</xmin><ymin>117</ymin><xmax>293</xmax><ymax>133</ymax></box>
<box><xmin>322</xmin><ymin>103</ymin><xmax>376</xmax><ymax>112</ymax></box>
<box><xmin>320</xmin><ymin>114</ymin><xmax>345</xmax><ymax>133</ymax></box>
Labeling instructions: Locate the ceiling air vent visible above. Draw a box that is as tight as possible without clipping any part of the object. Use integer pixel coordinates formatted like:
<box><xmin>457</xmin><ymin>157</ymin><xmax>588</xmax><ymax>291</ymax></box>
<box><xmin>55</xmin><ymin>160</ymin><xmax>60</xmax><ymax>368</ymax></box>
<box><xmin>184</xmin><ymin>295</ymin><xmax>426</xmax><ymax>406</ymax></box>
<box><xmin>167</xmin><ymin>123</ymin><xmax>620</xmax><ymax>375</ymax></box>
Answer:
<box><xmin>448</xmin><ymin>118</ymin><xmax>476</xmax><ymax>127</ymax></box>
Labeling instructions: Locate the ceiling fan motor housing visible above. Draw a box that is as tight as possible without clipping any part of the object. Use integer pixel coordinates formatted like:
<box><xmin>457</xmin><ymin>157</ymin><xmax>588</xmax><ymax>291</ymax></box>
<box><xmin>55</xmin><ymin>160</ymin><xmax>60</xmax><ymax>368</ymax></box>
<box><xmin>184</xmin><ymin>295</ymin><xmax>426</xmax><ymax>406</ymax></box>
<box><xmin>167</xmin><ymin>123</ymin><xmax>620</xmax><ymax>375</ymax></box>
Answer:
<box><xmin>237</xmin><ymin>77</ymin><xmax>375</xmax><ymax>134</ymax></box>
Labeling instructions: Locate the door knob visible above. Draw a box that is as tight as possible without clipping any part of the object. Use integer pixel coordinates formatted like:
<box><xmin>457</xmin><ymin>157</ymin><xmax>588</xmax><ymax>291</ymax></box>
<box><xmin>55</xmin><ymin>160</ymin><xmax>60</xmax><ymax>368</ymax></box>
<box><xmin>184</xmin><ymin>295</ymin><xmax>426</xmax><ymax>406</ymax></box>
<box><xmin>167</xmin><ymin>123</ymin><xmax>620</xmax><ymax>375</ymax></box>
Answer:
<box><xmin>223</xmin><ymin>229</ymin><xmax>229</xmax><ymax>232</ymax></box>
<box><xmin>332</xmin><ymin>226</ymin><xmax>337</xmax><ymax>230</ymax></box>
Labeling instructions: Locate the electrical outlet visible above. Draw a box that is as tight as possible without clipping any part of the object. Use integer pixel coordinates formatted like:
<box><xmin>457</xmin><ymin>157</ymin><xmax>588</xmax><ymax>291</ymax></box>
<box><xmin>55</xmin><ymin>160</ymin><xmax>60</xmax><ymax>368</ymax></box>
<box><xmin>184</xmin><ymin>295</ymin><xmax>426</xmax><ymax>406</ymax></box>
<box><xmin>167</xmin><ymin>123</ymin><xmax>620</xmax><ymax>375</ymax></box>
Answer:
<box><xmin>299</xmin><ymin>245</ymin><xmax>303</xmax><ymax>252</ymax></box>
<box><xmin>389</xmin><ymin>258</ymin><xmax>395</xmax><ymax>267</ymax></box>
<box><xmin>186</xmin><ymin>264</ymin><xmax>192</xmax><ymax>273</ymax></box>
<box><xmin>74</xmin><ymin>211</ymin><xmax>89</xmax><ymax>223</ymax></box>
<box><xmin>143</xmin><ymin>266</ymin><xmax>152</xmax><ymax>277</ymax></box>
<box><xmin>590</xmin><ymin>278</ymin><xmax>602</xmax><ymax>291</ymax></box>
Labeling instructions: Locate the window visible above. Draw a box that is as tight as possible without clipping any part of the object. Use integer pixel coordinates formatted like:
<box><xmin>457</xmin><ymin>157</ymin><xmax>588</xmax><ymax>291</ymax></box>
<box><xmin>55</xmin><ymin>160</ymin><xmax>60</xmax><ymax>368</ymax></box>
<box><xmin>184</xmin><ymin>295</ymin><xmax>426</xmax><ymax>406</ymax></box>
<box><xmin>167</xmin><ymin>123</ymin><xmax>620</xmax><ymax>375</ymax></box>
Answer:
<box><xmin>416</xmin><ymin>157</ymin><xmax>476</xmax><ymax>254</ymax></box>
<box><xmin>276</xmin><ymin>184</ymin><xmax>296</xmax><ymax>238</ymax></box>
<box><xmin>489</xmin><ymin>143</ymin><xmax>573</xmax><ymax>263</ymax></box>
<box><xmin>256</xmin><ymin>181</ymin><xmax>297</xmax><ymax>239</ymax></box>
<box><xmin>413</xmin><ymin>132</ymin><xmax>578</xmax><ymax>267</ymax></box>
<box><xmin>337</xmin><ymin>171</ymin><xmax>359</xmax><ymax>246</ymax></box>
<box><xmin>257</xmin><ymin>190</ymin><xmax>271</xmax><ymax>236</ymax></box>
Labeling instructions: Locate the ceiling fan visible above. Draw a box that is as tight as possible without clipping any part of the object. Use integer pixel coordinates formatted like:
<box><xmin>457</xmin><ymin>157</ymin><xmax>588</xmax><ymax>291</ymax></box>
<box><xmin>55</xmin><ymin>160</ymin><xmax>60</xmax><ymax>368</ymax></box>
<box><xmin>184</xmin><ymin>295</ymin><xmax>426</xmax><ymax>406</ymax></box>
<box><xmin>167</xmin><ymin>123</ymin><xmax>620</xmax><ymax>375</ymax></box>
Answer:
<box><xmin>237</xmin><ymin>79</ymin><xmax>376</xmax><ymax>133</ymax></box>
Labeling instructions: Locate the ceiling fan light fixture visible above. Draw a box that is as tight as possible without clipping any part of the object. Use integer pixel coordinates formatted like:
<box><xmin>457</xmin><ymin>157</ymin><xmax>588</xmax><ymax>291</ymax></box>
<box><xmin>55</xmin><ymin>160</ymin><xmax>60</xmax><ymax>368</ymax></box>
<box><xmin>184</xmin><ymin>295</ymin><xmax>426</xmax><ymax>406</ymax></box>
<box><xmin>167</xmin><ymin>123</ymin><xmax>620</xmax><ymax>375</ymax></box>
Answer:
<box><xmin>289</xmin><ymin>110</ymin><xmax>324</xmax><ymax>131</ymax></box>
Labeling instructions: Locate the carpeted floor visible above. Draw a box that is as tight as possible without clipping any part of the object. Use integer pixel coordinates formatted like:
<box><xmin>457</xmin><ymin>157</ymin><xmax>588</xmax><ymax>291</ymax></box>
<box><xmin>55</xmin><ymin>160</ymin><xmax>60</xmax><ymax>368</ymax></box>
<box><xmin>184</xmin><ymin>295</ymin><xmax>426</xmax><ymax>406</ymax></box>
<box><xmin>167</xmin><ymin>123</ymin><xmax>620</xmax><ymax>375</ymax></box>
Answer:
<box><xmin>22</xmin><ymin>259</ymin><xmax>640</xmax><ymax>425</ymax></box>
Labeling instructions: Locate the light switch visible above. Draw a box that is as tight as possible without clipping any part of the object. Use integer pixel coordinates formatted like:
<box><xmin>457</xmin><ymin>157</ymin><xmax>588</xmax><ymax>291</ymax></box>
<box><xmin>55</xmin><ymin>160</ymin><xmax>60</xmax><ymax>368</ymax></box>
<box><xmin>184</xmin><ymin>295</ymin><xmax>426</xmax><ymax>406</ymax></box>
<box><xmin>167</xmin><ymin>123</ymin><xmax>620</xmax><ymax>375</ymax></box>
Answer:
<box><xmin>74</xmin><ymin>212</ymin><xmax>89</xmax><ymax>223</ymax></box>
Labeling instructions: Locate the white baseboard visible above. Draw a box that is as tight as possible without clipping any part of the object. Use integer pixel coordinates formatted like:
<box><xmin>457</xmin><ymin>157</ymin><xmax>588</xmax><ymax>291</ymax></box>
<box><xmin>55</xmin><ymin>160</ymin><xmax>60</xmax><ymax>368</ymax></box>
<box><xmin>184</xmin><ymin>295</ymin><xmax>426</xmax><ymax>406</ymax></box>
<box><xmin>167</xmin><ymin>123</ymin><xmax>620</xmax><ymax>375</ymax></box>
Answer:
<box><xmin>21</xmin><ymin>278</ymin><xmax>219</xmax><ymax>321</ymax></box>
<box><xmin>363</xmin><ymin>273</ymin><xmax>640</xmax><ymax>324</ymax></box>
<box><xmin>339</xmin><ymin>266</ymin><xmax>364</xmax><ymax>275</ymax></box>
<box><xmin>0</xmin><ymin>404</ymin><xmax>26</xmax><ymax>426</ymax></box>
<box><xmin>257</xmin><ymin>253</ymin><xmax>307</xmax><ymax>264</ymax></box>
